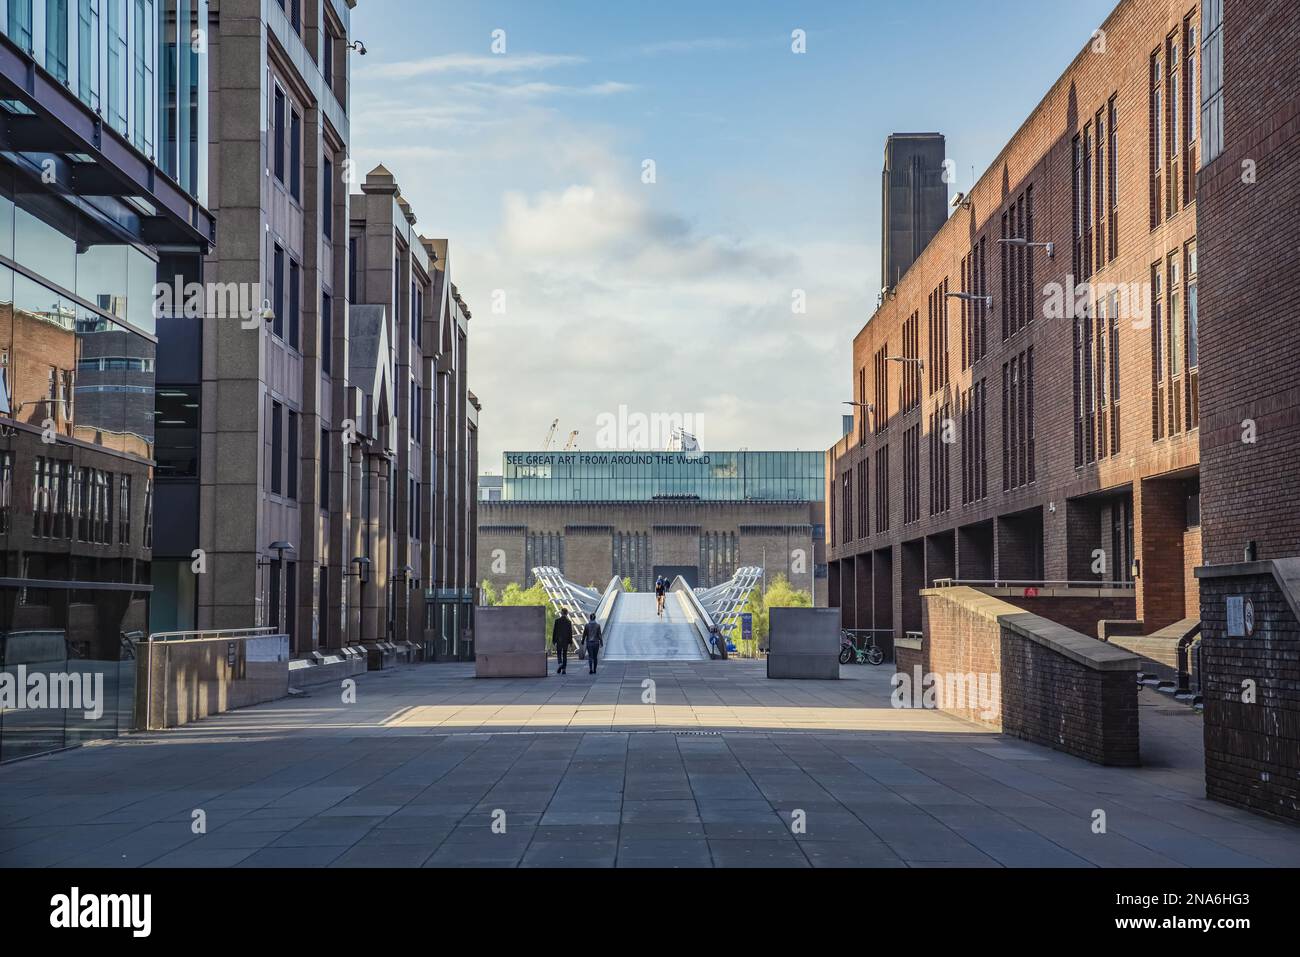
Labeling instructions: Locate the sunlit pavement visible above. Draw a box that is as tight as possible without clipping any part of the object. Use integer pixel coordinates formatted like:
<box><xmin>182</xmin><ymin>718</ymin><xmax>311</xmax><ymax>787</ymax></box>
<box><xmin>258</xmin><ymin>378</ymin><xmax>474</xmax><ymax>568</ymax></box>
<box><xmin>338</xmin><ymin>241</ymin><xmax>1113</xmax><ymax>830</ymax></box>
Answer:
<box><xmin>2</xmin><ymin>661</ymin><xmax>1299</xmax><ymax>868</ymax></box>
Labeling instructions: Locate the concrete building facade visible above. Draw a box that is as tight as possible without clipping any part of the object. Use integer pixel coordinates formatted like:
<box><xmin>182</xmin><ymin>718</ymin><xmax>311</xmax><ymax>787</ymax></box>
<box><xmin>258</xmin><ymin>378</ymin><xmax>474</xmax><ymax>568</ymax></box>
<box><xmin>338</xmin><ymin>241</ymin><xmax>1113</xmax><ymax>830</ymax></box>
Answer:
<box><xmin>829</xmin><ymin>0</ymin><xmax>1204</xmax><ymax>653</ymax></box>
<box><xmin>146</xmin><ymin>2</ymin><xmax>480</xmax><ymax>665</ymax></box>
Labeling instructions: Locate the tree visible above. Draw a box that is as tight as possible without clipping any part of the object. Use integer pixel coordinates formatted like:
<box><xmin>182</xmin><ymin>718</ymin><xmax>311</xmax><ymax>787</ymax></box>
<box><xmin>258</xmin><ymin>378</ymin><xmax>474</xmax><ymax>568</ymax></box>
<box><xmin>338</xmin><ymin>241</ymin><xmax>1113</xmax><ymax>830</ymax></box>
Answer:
<box><xmin>621</xmin><ymin>576</ymin><xmax>634</xmax><ymax>592</ymax></box>
<box><xmin>479</xmin><ymin>579</ymin><xmax>499</xmax><ymax>607</ymax></box>
<box><xmin>732</xmin><ymin>574</ymin><xmax>812</xmax><ymax>656</ymax></box>
<box><xmin>480</xmin><ymin>579</ymin><xmax>554</xmax><ymax>637</ymax></box>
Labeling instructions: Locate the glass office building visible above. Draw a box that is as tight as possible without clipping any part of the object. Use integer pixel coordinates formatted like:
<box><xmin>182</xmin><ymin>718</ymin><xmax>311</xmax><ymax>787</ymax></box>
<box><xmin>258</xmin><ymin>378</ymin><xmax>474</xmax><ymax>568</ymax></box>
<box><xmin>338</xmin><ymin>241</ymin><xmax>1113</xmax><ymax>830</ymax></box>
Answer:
<box><xmin>501</xmin><ymin>451</ymin><xmax>825</xmax><ymax>503</ymax></box>
<box><xmin>0</xmin><ymin>0</ymin><xmax>212</xmax><ymax>761</ymax></box>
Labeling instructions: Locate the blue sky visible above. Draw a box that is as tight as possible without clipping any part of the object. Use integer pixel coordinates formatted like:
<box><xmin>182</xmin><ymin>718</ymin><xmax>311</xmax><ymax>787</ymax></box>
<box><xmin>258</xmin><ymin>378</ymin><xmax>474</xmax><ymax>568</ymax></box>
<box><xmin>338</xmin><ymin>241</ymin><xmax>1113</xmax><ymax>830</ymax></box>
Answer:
<box><xmin>350</xmin><ymin>0</ymin><xmax>1118</xmax><ymax>467</ymax></box>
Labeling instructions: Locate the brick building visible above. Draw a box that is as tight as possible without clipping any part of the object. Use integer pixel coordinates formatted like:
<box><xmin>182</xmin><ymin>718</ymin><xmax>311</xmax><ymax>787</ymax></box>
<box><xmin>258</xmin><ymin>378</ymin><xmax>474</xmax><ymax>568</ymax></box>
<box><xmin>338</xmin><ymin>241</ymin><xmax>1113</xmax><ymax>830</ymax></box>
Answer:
<box><xmin>828</xmin><ymin>0</ymin><xmax>1205</xmax><ymax>650</ymax></box>
<box><xmin>1194</xmin><ymin>0</ymin><xmax>1300</xmax><ymax>822</ymax></box>
<box><xmin>479</xmin><ymin>451</ymin><xmax>826</xmax><ymax>604</ymax></box>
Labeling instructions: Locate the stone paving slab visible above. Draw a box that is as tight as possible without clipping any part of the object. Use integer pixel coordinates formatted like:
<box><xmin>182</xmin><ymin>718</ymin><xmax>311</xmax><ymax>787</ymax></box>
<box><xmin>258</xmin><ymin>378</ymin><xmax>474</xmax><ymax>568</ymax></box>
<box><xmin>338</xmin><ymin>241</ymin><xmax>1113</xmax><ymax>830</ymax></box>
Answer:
<box><xmin>1</xmin><ymin>661</ymin><xmax>1298</xmax><ymax>868</ymax></box>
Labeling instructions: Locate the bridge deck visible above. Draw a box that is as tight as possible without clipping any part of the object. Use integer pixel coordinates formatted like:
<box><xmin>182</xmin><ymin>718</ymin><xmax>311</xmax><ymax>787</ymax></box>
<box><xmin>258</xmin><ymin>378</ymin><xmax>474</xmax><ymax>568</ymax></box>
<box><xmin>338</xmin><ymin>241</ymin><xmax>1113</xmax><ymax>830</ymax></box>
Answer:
<box><xmin>603</xmin><ymin>592</ymin><xmax>708</xmax><ymax>661</ymax></box>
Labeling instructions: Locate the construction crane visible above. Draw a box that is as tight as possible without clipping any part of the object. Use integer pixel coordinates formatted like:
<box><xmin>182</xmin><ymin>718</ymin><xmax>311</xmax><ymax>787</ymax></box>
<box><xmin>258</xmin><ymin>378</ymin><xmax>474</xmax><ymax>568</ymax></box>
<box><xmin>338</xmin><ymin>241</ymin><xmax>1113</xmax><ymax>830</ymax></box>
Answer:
<box><xmin>563</xmin><ymin>430</ymin><xmax>580</xmax><ymax>451</ymax></box>
<box><xmin>541</xmin><ymin>418</ymin><xmax>559</xmax><ymax>451</ymax></box>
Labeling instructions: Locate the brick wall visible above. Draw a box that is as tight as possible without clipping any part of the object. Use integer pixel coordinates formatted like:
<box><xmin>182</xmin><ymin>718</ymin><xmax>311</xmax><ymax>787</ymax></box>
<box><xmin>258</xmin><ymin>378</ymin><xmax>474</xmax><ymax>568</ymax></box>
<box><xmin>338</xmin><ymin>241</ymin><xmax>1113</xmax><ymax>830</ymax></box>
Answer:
<box><xmin>1197</xmin><ymin>566</ymin><xmax>1300</xmax><ymax>823</ymax></box>
<box><xmin>923</xmin><ymin>586</ymin><xmax>1140</xmax><ymax>764</ymax></box>
<box><xmin>1197</xmin><ymin>1</ymin><xmax>1300</xmax><ymax>567</ymax></box>
<box><xmin>829</xmin><ymin>0</ymin><xmax>1202</xmax><ymax>645</ymax></box>
<box><xmin>1012</xmin><ymin>594</ymin><xmax>1137</xmax><ymax>637</ymax></box>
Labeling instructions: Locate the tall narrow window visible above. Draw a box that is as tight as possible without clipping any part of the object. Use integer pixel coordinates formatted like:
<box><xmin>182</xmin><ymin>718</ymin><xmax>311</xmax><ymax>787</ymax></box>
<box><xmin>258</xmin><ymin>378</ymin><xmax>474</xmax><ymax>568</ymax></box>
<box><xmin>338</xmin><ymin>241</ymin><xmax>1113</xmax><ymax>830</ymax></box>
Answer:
<box><xmin>1201</xmin><ymin>0</ymin><xmax>1224</xmax><ymax>166</ymax></box>
<box><xmin>290</xmin><ymin>109</ymin><xmax>302</xmax><ymax>200</ymax></box>
<box><xmin>289</xmin><ymin>259</ymin><xmax>301</xmax><ymax>350</ymax></box>
<box><xmin>287</xmin><ymin>410</ymin><xmax>299</xmax><ymax>501</ymax></box>
<box><xmin>1151</xmin><ymin>264</ymin><xmax>1165</xmax><ymax>439</ymax></box>
<box><xmin>321</xmin><ymin>291</ymin><xmax>333</xmax><ymax>374</ymax></box>
<box><xmin>323</xmin><ymin>158</ymin><xmax>334</xmax><ymax>238</ymax></box>
<box><xmin>46</xmin><ymin>0</ymin><xmax>70</xmax><ymax>84</ymax></box>
<box><xmin>273</xmin><ymin>86</ymin><xmax>286</xmax><ymax>182</ymax></box>
<box><xmin>1187</xmin><ymin>241</ymin><xmax>1199</xmax><ymax>429</ymax></box>
<box><xmin>271</xmin><ymin>400</ymin><xmax>284</xmax><ymax>494</ymax></box>
<box><xmin>320</xmin><ymin>427</ymin><xmax>331</xmax><ymax>510</ymax></box>
<box><xmin>272</xmin><ymin>244</ymin><xmax>285</xmax><ymax>340</ymax></box>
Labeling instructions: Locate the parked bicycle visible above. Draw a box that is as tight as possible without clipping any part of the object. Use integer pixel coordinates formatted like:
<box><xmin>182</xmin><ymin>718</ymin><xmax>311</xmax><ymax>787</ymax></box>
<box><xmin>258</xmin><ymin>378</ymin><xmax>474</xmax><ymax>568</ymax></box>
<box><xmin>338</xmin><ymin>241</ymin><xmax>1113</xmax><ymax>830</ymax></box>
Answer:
<box><xmin>840</xmin><ymin>630</ymin><xmax>885</xmax><ymax>666</ymax></box>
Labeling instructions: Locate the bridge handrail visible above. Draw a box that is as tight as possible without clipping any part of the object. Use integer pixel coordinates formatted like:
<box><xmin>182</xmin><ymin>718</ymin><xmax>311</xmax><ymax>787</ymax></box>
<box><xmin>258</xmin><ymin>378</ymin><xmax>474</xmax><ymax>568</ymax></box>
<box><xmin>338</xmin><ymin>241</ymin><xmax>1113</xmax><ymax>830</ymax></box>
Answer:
<box><xmin>670</xmin><ymin>577</ymin><xmax>722</xmax><ymax>659</ymax></box>
<box><xmin>931</xmin><ymin>578</ymin><xmax>1135</xmax><ymax>590</ymax></box>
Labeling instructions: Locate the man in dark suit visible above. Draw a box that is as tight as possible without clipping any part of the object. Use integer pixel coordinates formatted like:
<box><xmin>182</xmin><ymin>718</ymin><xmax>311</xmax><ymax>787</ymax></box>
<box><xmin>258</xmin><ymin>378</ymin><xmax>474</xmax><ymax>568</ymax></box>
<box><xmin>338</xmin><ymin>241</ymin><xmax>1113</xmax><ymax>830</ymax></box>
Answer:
<box><xmin>583</xmin><ymin>617</ymin><xmax>604</xmax><ymax>674</ymax></box>
<box><xmin>552</xmin><ymin>608</ymin><xmax>573</xmax><ymax>674</ymax></box>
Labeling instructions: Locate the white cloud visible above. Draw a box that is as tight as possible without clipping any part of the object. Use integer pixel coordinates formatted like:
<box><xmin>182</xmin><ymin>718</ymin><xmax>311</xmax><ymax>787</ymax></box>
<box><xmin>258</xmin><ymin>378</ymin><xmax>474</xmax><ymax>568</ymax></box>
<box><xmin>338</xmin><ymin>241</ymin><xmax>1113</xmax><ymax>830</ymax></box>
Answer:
<box><xmin>370</xmin><ymin>52</ymin><xmax>585</xmax><ymax>79</ymax></box>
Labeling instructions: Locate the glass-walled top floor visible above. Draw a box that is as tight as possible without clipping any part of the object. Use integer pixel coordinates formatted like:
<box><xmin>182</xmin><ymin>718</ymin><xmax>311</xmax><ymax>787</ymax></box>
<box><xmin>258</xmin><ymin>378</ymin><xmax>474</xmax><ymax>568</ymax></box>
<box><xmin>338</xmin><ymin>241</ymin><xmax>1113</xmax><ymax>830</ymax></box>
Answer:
<box><xmin>501</xmin><ymin>451</ymin><xmax>824</xmax><ymax>503</ymax></box>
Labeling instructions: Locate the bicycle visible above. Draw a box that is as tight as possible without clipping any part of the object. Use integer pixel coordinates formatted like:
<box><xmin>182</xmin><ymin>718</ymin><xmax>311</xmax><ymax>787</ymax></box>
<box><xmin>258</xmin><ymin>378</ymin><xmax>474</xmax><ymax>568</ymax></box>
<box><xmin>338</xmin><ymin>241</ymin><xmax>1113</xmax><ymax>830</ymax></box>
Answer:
<box><xmin>839</xmin><ymin>631</ymin><xmax>885</xmax><ymax>666</ymax></box>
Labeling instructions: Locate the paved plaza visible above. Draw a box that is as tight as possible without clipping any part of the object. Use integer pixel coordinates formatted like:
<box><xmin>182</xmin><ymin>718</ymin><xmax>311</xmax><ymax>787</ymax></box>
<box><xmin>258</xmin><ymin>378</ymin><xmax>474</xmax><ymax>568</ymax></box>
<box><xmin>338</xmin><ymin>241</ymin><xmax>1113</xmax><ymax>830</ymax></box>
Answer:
<box><xmin>2</xmin><ymin>661</ymin><xmax>1299</xmax><ymax>868</ymax></box>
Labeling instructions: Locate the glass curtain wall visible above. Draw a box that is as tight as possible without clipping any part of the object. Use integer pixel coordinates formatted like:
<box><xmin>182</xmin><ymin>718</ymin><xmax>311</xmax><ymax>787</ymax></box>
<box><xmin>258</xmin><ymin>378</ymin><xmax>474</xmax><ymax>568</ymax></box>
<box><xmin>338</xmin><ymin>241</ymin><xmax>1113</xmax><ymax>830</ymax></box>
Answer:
<box><xmin>0</xmin><ymin>0</ymin><xmax>209</xmax><ymax>203</ymax></box>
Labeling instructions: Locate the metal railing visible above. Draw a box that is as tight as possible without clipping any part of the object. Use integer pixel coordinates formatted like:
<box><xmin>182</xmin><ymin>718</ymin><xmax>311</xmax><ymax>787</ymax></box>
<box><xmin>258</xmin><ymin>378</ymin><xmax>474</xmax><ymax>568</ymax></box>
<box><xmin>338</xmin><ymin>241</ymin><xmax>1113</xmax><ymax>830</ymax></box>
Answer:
<box><xmin>147</xmin><ymin>627</ymin><xmax>278</xmax><ymax>643</ymax></box>
<box><xmin>931</xmin><ymin>578</ymin><xmax>1135</xmax><ymax>590</ymax></box>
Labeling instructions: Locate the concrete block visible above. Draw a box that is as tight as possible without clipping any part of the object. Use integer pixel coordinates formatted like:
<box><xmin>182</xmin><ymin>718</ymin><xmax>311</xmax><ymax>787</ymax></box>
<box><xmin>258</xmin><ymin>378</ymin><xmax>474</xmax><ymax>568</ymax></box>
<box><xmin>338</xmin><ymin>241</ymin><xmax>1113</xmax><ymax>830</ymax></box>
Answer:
<box><xmin>476</xmin><ymin>606</ymin><xmax>547</xmax><ymax>678</ymax></box>
<box><xmin>767</xmin><ymin>607</ymin><xmax>840</xmax><ymax>680</ymax></box>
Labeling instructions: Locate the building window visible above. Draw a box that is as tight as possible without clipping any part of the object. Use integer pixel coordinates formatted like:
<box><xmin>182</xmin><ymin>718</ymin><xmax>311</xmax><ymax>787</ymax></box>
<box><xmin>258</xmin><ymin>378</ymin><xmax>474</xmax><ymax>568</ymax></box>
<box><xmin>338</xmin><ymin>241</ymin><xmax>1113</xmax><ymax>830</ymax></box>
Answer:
<box><xmin>321</xmin><ymin>291</ymin><xmax>333</xmax><ymax>374</ymax></box>
<box><xmin>927</xmin><ymin>280</ymin><xmax>949</xmax><ymax>395</ymax></box>
<box><xmin>290</xmin><ymin>109</ymin><xmax>302</xmax><ymax>201</ymax></box>
<box><xmin>841</xmin><ymin>470</ymin><xmax>853</xmax><ymax>544</ymax></box>
<box><xmin>903</xmin><ymin>312</ymin><xmax>920</xmax><ymax>411</ymax></box>
<box><xmin>1150</xmin><ymin>51</ymin><xmax>1163</xmax><ymax>229</ymax></box>
<box><xmin>272</xmin><ymin>244</ymin><xmax>285</xmax><ymax>340</ymax></box>
<box><xmin>348</xmin><ymin>236</ymin><xmax>358</xmax><ymax>303</ymax></box>
<box><xmin>960</xmin><ymin>380</ymin><xmax>987</xmax><ymax>505</ymax></box>
<box><xmin>1002</xmin><ymin>348</ymin><xmax>1035</xmax><ymax>490</ymax></box>
<box><xmin>288</xmin><ymin>259</ymin><xmax>301</xmax><ymax>350</ymax></box>
<box><xmin>323</xmin><ymin>158</ymin><xmax>334</xmax><ymax>238</ymax></box>
<box><xmin>287</xmin><ymin>410</ymin><xmax>299</xmax><ymax>501</ymax></box>
<box><xmin>271</xmin><ymin>400</ymin><xmax>283</xmax><ymax>494</ymax></box>
<box><xmin>928</xmin><ymin>403</ymin><xmax>951</xmax><ymax>517</ymax></box>
<box><xmin>8</xmin><ymin>0</ymin><xmax>33</xmax><ymax>51</ymax></box>
<box><xmin>320</xmin><ymin>427</ymin><xmax>331</xmax><ymax>511</ymax></box>
<box><xmin>874</xmin><ymin>445</ymin><xmax>889</xmax><ymax>534</ymax></box>
<box><xmin>273</xmin><ymin>85</ymin><xmax>286</xmax><ymax>183</ymax></box>
<box><xmin>324</xmin><ymin>29</ymin><xmax>335</xmax><ymax>89</ymax></box>
<box><xmin>1109</xmin><ymin>290</ymin><xmax>1121</xmax><ymax>455</ymax></box>
<box><xmin>873</xmin><ymin>345</ymin><xmax>889</xmax><ymax>433</ymax></box>
<box><xmin>856</xmin><ymin>458</ymin><xmax>869</xmax><ymax>540</ymax></box>
<box><xmin>903</xmin><ymin>424</ymin><xmax>920</xmax><ymax>526</ymax></box>
<box><xmin>1201</xmin><ymin>0</ymin><xmax>1224</xmax><ymax>166</ymax></box>
<box><xmin>1185</xmin><ymin>16</ymin><xmax>1199</xmax><ymax>203</ymax></box>
<box><xmin>46</xmin><ymin>0</ymin><xmax>70</xmax><ymax>83</ymax></box>
<box><xmin>1167</xmin><ymin>35</ymin><xmax>1180</xmax><ymax>218</ymax></box>
<box><xmin>1108</xmin><ymin>95</ymin><xmax>1119</xmax><ymax>260</ymax></box>
<box><xmin>118</xmin><ymin>474</ymin><xmax>131</xmax><ymax>545</ymax></box>
<box><xmin>1151</xmin><ymin>263</ymin><xmax>1165</xmax><ymax>440</ymax></box>
<box><xmin>1187</xmin><ymin>241</ymin><xmax>1199</xmax><ymax>429</ymax></box>
<box><xmin>1003</xmin><ymin>186</ymin><xmax>1034</xmax><ymax>338</ymax></box>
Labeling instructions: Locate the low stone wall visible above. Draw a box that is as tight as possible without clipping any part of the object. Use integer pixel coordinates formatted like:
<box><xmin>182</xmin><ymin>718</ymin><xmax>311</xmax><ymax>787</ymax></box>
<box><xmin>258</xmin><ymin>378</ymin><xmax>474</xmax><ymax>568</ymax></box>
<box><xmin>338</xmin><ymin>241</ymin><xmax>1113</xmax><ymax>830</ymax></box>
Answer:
<box><xmin>767</xmin><ymin>607</ymin><xmax>840</xmax><ymax>680</ymax></box>
<box><xmin>135</xmin><ymin>633</ymin><xmax>290</xmax><ymax>730</ymax></box>
<box><xmin>475</xmin><ymin>606</ymin><xmax>547</xmax><ymax>678</ymax></box>
<box><xmin>894</xmin><ymin>636</ymin><xmax>923</xmax><ymax>676</ymax></box>
<box><xmin>1196</xmin><ymin>560</ymin><xmax>1300</xmax><ymax>823</ymax></box>
<box><xmin>921</xmin><ymin>587</ymin><xmax>1140</xmax><ymax>765</ymax></box>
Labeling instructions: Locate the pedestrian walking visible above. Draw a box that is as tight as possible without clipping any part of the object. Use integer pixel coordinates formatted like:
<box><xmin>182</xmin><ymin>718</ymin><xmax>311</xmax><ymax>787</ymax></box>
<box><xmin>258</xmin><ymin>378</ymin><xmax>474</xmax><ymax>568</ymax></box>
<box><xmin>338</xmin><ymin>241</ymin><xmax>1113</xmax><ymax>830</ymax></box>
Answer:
<box><xmin>655</xmin><ymin>576</ymin><xmax>667</xmax><ymax>616</ymax></box>
<box><xmin>553</xmin><ymin>608</ymin><xmax>573</xmax><ymax>674</ymax></box>
<box><xmin>583</xmin><ymin>617</ymin><xmax>604</xmax><ymax>674</ymax></box>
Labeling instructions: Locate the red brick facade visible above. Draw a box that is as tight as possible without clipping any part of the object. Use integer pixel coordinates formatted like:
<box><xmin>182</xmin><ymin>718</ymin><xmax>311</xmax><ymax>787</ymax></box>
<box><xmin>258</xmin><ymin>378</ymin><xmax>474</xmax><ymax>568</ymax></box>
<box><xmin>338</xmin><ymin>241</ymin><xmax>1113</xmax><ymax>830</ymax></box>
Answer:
<box><xmin>1195</xmin><ymin>0</ymin><xmax>1300</xmax><ymax>823</ymax></box>
<box><xmin>829</xmin><ymin>0</ymin><xmax>1204</xmax><ymax>645</ymax></box>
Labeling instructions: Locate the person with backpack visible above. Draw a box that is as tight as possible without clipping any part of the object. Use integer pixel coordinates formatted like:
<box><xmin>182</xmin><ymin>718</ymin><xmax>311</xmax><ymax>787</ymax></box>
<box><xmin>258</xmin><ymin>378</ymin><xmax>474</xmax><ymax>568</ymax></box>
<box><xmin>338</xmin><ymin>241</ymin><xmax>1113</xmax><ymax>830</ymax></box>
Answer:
<box><xmin>552</xmin><ymin>608</ymin><xmax>573</xmax><ymax>675</ymax></box>
<box><xmin>583</xmin><ymin>617</ymin><xmax>604</xmax><ymax>674</ymax></box>
<box><xmin>654</xmin><ymin>576</ymin><xmax>667</xmax><ymax>617</ymax></box>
